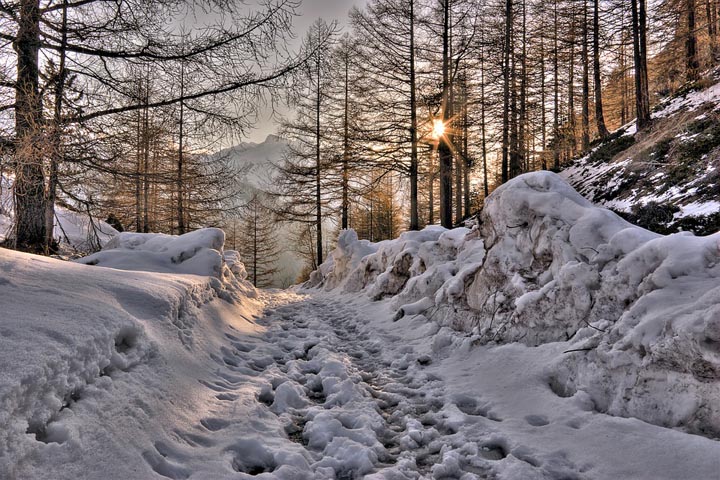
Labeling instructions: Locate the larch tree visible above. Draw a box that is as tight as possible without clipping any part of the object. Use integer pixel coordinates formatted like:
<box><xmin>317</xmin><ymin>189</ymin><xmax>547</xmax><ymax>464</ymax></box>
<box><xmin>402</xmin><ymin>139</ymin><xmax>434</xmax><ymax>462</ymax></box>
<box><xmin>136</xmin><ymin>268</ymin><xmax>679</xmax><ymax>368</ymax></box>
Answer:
<box><xmin>274</xmin><ymin>19</ymin><xmax>339</xmax><ymax>267</ymax></box>
<box><xmin>0</xmin><ymin>0</ymin><xmax>314</xmax><ymax>253</ymax></box>
<box><xmin>237</xmin><ymin>193</ymin><xmax>279</xmax><ymax>288</ymax></box>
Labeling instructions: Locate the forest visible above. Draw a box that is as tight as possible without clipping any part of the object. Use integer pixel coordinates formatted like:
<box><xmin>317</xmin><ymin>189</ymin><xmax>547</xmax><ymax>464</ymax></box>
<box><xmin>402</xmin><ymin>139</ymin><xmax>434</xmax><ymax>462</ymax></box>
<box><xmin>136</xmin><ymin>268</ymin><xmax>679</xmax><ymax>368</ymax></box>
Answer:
<box><xmin>4</xmin><ymin>1</ymin><xmax>720</xmax><ymax>479</ymax></box>
<box><xmin>0</xmin><ymin>0</ymin><xmax>717</xmax><ymax>278</ymax></box>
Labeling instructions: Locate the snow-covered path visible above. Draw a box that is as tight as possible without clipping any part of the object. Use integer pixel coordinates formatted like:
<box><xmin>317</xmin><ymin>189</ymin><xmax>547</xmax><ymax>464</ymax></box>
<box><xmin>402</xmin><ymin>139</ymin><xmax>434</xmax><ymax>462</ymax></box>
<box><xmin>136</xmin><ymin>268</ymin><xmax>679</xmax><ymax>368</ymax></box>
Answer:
<box><xmin>156</xmin><ymin>289</ymin><xmax>720</xmax><ymax>480</ymax></box>
<box><xmin>173</xmin><ymin>290</ymin><xmax>457</xmax><ymax>479</ymax></box>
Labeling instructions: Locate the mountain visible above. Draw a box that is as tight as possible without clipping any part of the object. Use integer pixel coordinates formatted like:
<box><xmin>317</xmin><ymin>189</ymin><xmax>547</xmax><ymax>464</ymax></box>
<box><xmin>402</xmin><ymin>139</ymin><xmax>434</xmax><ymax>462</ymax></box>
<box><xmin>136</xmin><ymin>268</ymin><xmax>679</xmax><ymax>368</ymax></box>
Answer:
<box><xmin>218</xmin><ymin>135</ymin><xmax>304</xmax><ymax>287</ymax></box>
<box><xmin>217</xmin><ymin>134</ymin><xmax>289</xmax><ymax>199</ymax></box>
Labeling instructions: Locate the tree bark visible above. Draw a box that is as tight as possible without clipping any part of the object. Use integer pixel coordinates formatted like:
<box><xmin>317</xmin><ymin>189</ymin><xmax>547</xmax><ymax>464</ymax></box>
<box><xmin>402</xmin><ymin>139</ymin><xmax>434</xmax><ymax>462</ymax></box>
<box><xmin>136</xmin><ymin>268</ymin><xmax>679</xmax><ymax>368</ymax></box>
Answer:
<box><xmin>315</xmin><ymin>44</ymin><xmax>323</xmax><ymax>265</ymax></box>
<box><xmin>687</xmin><ymin>0</ymin><xmax>699</xmax><ymax>82</ymax></box>
<box><xmin>540</xmin><ymin>16</ymin><xmax>547</xmax><ymax>170</ymax></box>
<box><xmin>553</xmin><ymin>0</ymin><xmax>560</xmax><ymax>169</ymax></box>
<box><xmin>631</xmin><ymin>0</ymin><xmax>651</xmax><ymax>130</ymax></box>
<box><xmin>519</xmin><ymin>0</ymin><xmax>527</xmax><ymax>173</ymax></box>
<box><xmin>13</xmin><ymin>0</ymin><xmax>46</xmax><ymax>253</ymax></box>
<box><xmin>439</xmin><ymin>0</ymin><xmax>453</xmax><ymax>228</ymax></box>
<box><xmin>480</xmin><ymin>36</ymin><xmax>489</xmax><ymax>198</ymax></box>
<box><xmin>177</xmin><ymin>58</ymin><xmax>186</xmax><ymax>234</ymax></box>
<box><xmin>142</xmin><ymin>75</ymin><xmax>150</xmax><ymax>233</ymax></box>
<box><xmin>409</xmin><ymin>0</ymin><xmax>419</xmax><ymax>230</ymax></box>
<box><xmin>594</xmin><ymin>0</ymin><xmax>610</xmax><ymax>138</ymax></box>
<box><xmin>135</xmin><ymin>98</ymin><xmax>142</xmax><ymax>232</ymax></box>
<box><xmin>45</xmin><ymin>0</ymin><xmax>68</xmax><ymax>252</ymax></box>
<box><xmin>502</xmin><ymin>0</ymin><xmax>512</xmax><ymax>182</ymax></box>
<box><xmin>342</xmin><ymin>45</ymin><xmax>350</xmax><ymax>230</ymax></box>
<box><xmin>581</xmin><ymin>0</ymin><xmax>590</xmax><ymax>151</ymax></box>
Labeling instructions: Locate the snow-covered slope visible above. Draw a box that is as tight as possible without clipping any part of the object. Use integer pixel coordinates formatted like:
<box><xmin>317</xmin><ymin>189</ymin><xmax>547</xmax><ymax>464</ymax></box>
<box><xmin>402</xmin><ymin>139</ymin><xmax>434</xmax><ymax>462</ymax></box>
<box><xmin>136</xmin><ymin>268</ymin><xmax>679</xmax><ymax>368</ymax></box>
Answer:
<box><xmin>561</xmin><ymin>72</ymin><xmax>720</xmax><ymax>235</ymax></box>
<box><xmin>0</xmin><ymin>175</ymin><xmax>117</xmax><ymax>253</ymax></box>
<box><xmin>310</xmin><ymin>171</ymin><xmax>720</xmax><ymax>438</ymax></box>
<box><xmin>0</xmin><ymin>231</ymin><xmax>267</xmax><ymax>479</ymax></box>
<box><xmin>217</xmin><ymin>134</ymin><xmax>289</xmax><ymax>198</ymax></box>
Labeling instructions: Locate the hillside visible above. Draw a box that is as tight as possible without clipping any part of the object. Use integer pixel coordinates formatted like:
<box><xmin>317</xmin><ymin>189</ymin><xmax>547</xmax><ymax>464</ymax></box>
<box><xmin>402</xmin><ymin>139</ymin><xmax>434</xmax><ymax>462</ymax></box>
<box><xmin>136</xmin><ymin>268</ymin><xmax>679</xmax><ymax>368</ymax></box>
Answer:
<box><xmin>561</xmin><ymin>70</ymin><xmax>720</xmax><ymax>235</ymax></box>
<box><xmin>0</xmin><ymin>175</ymin><xmax>118</xmax><ymax>254</ymax></box>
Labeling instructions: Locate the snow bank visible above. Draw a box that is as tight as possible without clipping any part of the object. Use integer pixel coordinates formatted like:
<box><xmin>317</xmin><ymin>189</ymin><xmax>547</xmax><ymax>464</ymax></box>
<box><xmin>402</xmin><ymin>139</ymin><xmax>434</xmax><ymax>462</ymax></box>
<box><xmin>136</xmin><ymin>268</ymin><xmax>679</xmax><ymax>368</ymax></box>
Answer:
<box><xmin>77</xmin><ymin>228</ymin><xmax>231</xmax><ymax>278</ymax></box>
<box><xmin>0</xmin><ymin>245</ymin><xmax>262</xmax><ymax>479</ymax></box>
<box><xmin>311</xmin><ymin>171</ymin><xmax>720</xmax><ymax>437</ymax></box>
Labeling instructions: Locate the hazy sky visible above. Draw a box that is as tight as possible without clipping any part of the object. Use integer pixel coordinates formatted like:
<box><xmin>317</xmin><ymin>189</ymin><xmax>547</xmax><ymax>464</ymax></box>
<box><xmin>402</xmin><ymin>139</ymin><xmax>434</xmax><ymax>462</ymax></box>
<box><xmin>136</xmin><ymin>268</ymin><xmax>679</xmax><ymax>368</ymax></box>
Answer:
<box><xmin>244</xmin><ymin>0</ymin><xmax>365</xmax><ymax>144</ymax></box>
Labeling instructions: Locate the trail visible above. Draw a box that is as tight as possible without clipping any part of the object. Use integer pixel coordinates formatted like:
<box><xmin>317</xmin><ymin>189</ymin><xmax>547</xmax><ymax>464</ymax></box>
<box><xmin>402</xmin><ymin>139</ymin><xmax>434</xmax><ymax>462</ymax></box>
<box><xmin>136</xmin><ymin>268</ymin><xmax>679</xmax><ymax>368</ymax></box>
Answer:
<box><xmin>212</xmin><ymin>290</ymin><xmax>482</xmax><ymax>479</ymax></box>
<box><xmin>140</xmin><ymin>289</ymin><xmax>720</xmax><ymax>480</ymax></box>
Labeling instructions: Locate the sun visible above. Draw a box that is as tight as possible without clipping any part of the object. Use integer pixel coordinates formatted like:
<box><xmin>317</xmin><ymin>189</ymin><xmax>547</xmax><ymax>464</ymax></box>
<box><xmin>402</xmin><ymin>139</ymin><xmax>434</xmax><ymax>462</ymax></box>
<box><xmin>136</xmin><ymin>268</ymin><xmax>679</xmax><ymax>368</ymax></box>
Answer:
<box><xmin>432</xmin><ymin>119</ymin><xmax>445</xmax><ymax>139</ymax></box>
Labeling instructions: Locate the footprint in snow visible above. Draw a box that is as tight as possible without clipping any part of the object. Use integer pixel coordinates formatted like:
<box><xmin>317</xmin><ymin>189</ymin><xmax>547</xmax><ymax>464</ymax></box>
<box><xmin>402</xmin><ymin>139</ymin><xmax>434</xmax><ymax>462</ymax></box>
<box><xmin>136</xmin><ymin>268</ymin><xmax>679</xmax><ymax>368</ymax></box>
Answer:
<box><xmin>525</xmin><ymin>414</ymin><xmax>550</xmax><ymax>427</ymax></box>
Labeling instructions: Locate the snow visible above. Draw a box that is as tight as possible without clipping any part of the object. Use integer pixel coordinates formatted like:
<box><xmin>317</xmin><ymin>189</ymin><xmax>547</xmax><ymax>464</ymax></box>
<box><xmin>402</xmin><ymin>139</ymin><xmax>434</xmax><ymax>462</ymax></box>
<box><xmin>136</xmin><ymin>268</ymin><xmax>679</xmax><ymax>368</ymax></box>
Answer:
<box><xmin>3</xmin><ymin>171</ymin><xmax>720</xmax><ymax>479</ymax></box>
<box><xmin>312</xmin><ymin>171</ymin><xmax>720</xmax><ymax>439</ymax></box>
<box><xmin>561</xmin><ymin>76</ymin><xmax>720</xmax><ymax>223</ymax></box>
<box><xmin>653</xmin><ymin>81</ymin><xmax>720</xmax><ymax>118</ymax></box>
<box><xmin>0</xmin><ymin>242</ymin><xmax>264</xmax><ymax>479</ymax></box>
<box><xmin>76</xmin><ymin>228</ymin><xmax>229</xmax><ymax>279</ymax></box>
<box><xmin>677</xmin><ymin>200</ymin><xmax>720</xmax><ymax>217</ymax></box>
<box><xmin>0</xmin><ymin>175</ymin><xmax>117</xmax><ymax>253</ymax></box>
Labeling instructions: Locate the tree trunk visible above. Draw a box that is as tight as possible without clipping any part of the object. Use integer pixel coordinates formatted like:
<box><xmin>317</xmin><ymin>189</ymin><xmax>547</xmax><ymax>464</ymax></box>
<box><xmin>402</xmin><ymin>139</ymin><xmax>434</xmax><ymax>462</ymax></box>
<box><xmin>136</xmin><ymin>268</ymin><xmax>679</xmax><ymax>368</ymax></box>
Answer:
<box><xmin>631</xmin><ymin>0</ymin><xmax>652</xmax><ymax>130</ymax></box>
<box><xmin>13</xmin><ymin>0</ymin><xmax>46</xmax><ymax>253</ymax></box>
<box><xmin>708</xmin><ymin>0</ymin><xmax>718</xmax><ymax>61</ymax></box>
<box><xmin>253</xmin><ymin>198</ymin><xmax>258</xmax><ymax>287</ymax></box>
<box><xmin>453</xmin><ymin>72</ymin><xmax>462</xmax><ymax>225</ymax></box>
<box><xmin>510</xmin><ymin>49</ymin><xmax>520</xmax><ymax>178</ymax></box>
<box><xmin>342</xmin><ymin>47</ymin><xmax>350</xmax><ymax>230</ymax></box>
<box><xmin>429</xmin><ymin>149</ymin><xmax>435</xmax><ymax>225</ymax></box>
<box><xmin>594</xmin><ymin>0</ymin><xmax>610</xmax><ymax>138</ymax></box>
<box><xmin>410</xmin><ymin>0</ymin><xmax>419</xmax><ymax>231</ymax></box>
<box><xmin>439</xmin><ymin>0</ymin><xmax>453</xmax><ymax>228</ymax></box>
<box><xmin>581</xmin><ymin>0</ymin><xmax>590</xmax><ymax>151</ymax></box>
<box><xmin>315</xmin><ymin>47</ymin><xmax>323</xmax><ymax>265</ymax></box>
<box><xmin>540</xmin><ymin>17</ymin><xmax>547</xmax><ymax>170</ymax></box>
<box><xmin>553</xmin><ymin>0</ymin><xmax>560</xmax><ymax>169</ymax></box>
<box><xmin>519</xmin><ymin>0</ymin><xmax>527</xmax><ymax>173</ymax></box>
<box><xmin>502</xmin><ymin>0</ymin><xmax>512</xmax><ymax>182</ymax></box>
<box><xmin>462</xmin><ymin>72</ymin><xmax>470</xmax><ymax>218</ymax></box>
<box><xmin>687</xmin><ymin>0</ymin><xmax>699</xmax><ymax>82</ymax></box>
<box><xmin>135</xmin><ymin>102</ymin><xmax>142</xmax><ymax>232</ymax></box>
<box><xmin>177</xmin><ymin>60</ymin><xmax>186</xmax><ymax>235</ymax></box>
<box><xmin>567</xmin><ymin>17</ymin><xmax>577</xmax><ymax>159</ymax></box>
<box><xmin>45</xmin><ymin>0</ymin><xmax>68</xmax><ymax>252</ymax></box>
<box><xmin>142</xmin><ymin>76</ymin><xmax>150</xmax><ymax>233</ymax></box>
<box><xmin>480</xmin><ymin>37</ymin><xmax>489</xmax><ymax>198</ymax></box>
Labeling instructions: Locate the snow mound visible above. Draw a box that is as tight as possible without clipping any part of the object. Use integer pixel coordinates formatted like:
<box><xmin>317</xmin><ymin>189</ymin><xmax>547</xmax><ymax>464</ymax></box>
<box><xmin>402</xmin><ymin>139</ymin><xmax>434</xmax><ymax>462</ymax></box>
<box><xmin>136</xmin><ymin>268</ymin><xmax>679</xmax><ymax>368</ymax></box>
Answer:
<box><xmin>77</xmin><ymin>228</ymin><xmax>230</xmax><ymax>278</ymax></box>
<box><xmin>0</xmin><ymin>247</ymin><xmax>263</xmax><ymax>479</ymax></box>
<box><xmin>311</xmin><ymin>171</ymin><xmax>720</xmax><ymax>436</ymax></box>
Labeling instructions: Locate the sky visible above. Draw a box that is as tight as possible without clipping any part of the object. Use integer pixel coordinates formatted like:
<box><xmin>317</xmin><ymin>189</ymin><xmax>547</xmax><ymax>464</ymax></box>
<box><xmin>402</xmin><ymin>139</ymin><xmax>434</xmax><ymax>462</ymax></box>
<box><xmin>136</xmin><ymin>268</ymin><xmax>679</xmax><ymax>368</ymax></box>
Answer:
<box><xmin>243</xmin><ymin>0</ymin><xmax>365</xmax><ymax>144</ymax></box>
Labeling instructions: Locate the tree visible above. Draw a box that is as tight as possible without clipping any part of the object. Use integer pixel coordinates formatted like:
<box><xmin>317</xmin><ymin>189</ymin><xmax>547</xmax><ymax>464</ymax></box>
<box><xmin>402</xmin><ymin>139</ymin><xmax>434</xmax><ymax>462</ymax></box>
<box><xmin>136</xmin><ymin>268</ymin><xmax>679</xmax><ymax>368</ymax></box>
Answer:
<box><xmin>686</xmin><ymin>0</ymin><xmax>699</xmax><ymax>82</ymax></box>
<box><xmin>438</xmin><ymin>0</ymin><xmax>454</xmax><ymax>228</ymax></box>
<box><xmin>274</xmin><ymin>19</ymin><xmax>339</xmax><ymax>266</ymax></box>
<box><xmin>1</xmin><ymin>0</ymin><xmax>312</xmax><ymax>253</ymax></box>
<box><xmin>237</xmin><ymin>194</ymin><xmax>279</xmax><ymax>288</ymax></box>
<box><xmin>350</xmin><ymin>0</ymin><xmax>422</xmax><ymax>230</ymax></box>
<box><xmin>594</xmin><ymin>0</ymin><xmax>610</xmax><ymax>138</ymax></box>
<box><xmin>631</xmin><ymin>0</ymin><xmax>652</xmax><ymax>129</ymax></box>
